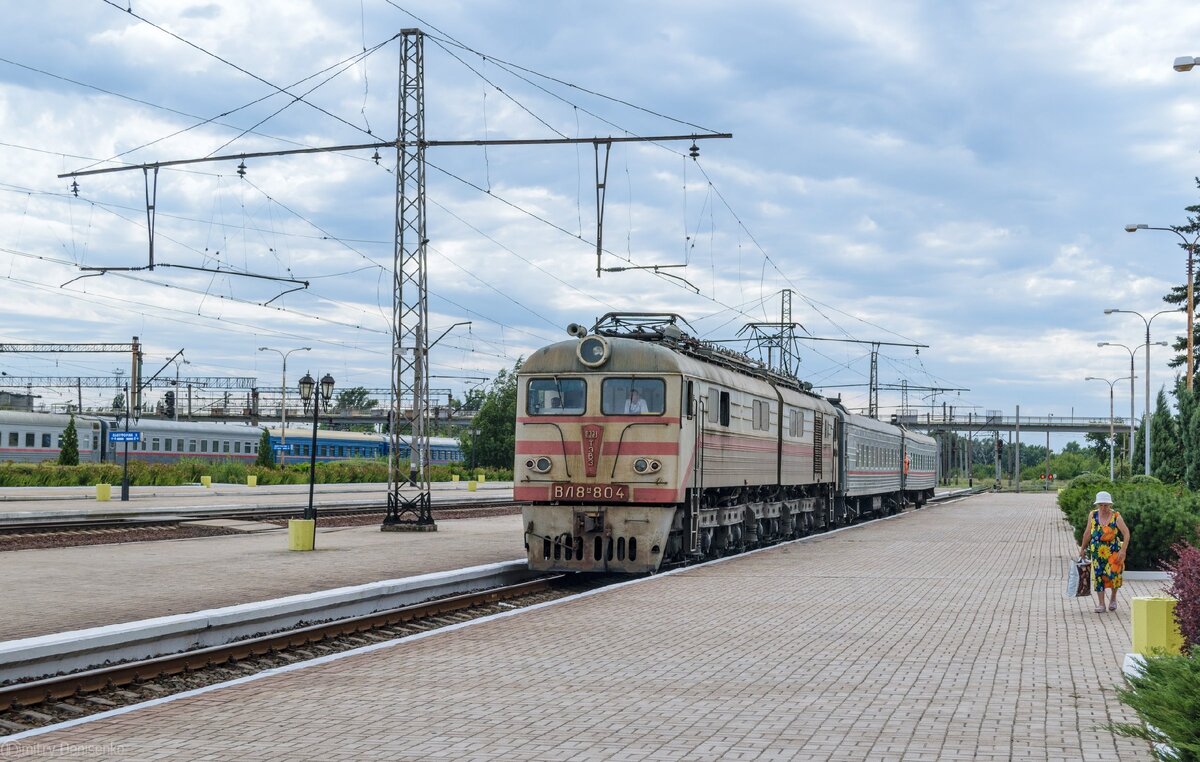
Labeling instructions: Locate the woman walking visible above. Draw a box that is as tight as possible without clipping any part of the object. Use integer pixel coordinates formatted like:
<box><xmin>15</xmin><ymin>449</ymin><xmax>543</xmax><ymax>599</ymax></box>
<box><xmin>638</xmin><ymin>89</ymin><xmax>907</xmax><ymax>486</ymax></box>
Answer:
<box><xmin>1078</xmin><ymin>491</ymin><xmax>1132</xmax><ymax>613</ymax></box>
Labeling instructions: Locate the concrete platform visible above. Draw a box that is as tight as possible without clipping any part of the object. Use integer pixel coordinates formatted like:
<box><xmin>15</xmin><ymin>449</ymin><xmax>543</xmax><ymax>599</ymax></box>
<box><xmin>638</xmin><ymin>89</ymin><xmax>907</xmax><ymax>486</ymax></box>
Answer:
<box><xmin>0</xmin><ymin>514</ymin><xmax>523</xmax><ymax>641</ymax></box>
<box><xmin>0</xmin><ymin>493</ymin><xmax>1157</xmax><ymax>760</ymax></box>
<box><xmin>0</xmin><ymin>481</ymin><xmax>513</xmax><ymax>516</ymax></box>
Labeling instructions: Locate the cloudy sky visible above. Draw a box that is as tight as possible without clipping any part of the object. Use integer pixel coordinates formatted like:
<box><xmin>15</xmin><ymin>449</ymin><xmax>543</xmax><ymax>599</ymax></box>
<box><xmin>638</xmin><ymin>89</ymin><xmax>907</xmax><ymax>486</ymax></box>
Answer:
<box><xmin>3</xmin><ymin>0</ymin><xmax>1200</xmax><ymax>435</ymax></box>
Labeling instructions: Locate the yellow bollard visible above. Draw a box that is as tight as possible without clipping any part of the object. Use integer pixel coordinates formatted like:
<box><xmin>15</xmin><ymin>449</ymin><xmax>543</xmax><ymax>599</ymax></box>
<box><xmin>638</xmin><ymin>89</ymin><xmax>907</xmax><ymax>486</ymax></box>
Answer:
<box><xmin>476</xmin><ymin>473</ymin><xmax>485</xmax><ymax>483</ymax></box>
<box><xmin>200</xmin><ymin>476</ymin><xmax>212</xmax><ymax>488</ymax></box>
<box><xmin>287</xmin><ymin>519</ymin><xmax>315</xmax><ymax>551</ymax></box>
<box><xmin>467</xmin><ymin>480</ymin><xmax>477</xmax><ymax>492</ymax></box>
<box><xmin>451</xmin><ymin>474</ymin><xmax>460</xmax><ymax>482</ymax></box>
<box><xmin>95</xmin><ymin>483</ymin><xmax>111</xmax><ymax>502</ymax></box>
<box><xmin>1132</xmin><ymin>597</ymin><xmax>1184</xmax><ymax>655</ymax></box>
<box><xmin>246</xmin><ymin>475</ymin><xmax>257</xmax><ymax>488</ymax></box>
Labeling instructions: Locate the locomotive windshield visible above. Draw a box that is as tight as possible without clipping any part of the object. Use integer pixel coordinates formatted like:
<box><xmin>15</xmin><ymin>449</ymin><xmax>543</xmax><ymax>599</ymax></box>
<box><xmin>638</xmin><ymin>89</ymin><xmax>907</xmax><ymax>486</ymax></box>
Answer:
<box><xmin>601</xmin><ymin>378</ymin><xmax>665</xmax><ymax>415</ymax></box>
<box><xmin>527</xmin><ymin>378</ymin><xmax>586</xmax><ymax>415</ymax></box>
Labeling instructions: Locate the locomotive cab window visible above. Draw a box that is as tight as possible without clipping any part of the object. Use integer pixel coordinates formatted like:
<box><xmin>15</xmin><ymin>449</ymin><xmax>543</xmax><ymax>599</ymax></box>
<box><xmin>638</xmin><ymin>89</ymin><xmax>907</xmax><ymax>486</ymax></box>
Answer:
<box><xmin>601</xmin><ymin>378</ymin><xmax>665</xmax><ymax>415</ymax></box>
<box><xmin>527</xmin><ymin>378</ymin><xmax>586</xmax><ymax>415</ymax></box>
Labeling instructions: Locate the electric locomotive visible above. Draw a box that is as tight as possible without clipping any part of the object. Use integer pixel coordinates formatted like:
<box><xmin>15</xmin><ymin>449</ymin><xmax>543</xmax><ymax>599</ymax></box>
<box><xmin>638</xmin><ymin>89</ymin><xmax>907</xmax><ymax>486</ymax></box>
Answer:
<box><xmin>517</xmin><ymin>313</ymin><xmax>938</xmax><ymax>574</ymax></box>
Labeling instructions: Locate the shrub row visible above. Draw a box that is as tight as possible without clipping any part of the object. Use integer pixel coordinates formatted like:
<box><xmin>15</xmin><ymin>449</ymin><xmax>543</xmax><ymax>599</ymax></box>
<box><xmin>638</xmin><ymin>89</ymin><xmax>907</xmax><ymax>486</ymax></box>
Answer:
<box><xmin>0</xmin><ymin>460</ymin><xmax>513</xmax><ymax>487</ymax></box>
<box><xmin>1058</xmin><ymin>474</ymin><xmax>1200</xmax><ymax>570</ymax></box>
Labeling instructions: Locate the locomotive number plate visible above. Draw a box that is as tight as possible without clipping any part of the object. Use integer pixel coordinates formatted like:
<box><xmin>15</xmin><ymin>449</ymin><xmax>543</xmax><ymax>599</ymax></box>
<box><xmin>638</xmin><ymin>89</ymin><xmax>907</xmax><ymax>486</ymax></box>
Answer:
<box><xmin>551</xmin><ymin>483</ymin><xmax>629</xmax><ymax>501</ymax></box>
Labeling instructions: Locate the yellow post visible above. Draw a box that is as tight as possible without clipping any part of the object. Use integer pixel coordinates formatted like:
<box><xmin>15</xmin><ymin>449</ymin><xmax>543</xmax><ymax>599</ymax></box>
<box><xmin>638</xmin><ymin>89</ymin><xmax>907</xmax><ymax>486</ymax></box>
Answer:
<box><xmin>246</xmin><ymin>475</ymin><xmax>258</xmax><ymax>488</ymax></box>
<box><xmin>451</xmin><ymin>474</ymin><xmax>460</xmax><ymax>482</ymax></box>
<box><xmin>467</xmin><ymin>480</ymin><xmax>477</xmax><ymax>492</ymax></box>
<box><xmin>476</xmin><ymin>473</ymin><xmax>485</xmax><ymax>483</ymax></box>
<box><xmin>1131</xmin><ymin>597</ymin><xmax>1184</xmax><ymax>655</ymax></box>
<box><xmin>200</xmin><ymin>475</ymin><xmax>212</xmax><ymax>488</ymax></box>
<box><xmin>287</xmin><ymin>519</ymin><xmax>315</xmax><ymax>551</ymax></box>
<box><xmin>95</xmin><ymin>483</ymin><xmax>111</xmax><ymax>502</ymax></box>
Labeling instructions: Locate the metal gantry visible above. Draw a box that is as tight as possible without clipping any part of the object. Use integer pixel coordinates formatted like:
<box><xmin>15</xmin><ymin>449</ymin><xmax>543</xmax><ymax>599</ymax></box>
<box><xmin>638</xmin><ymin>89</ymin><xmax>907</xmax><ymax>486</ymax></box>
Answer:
<box><xmin>383</xmin><ymin>29</ymin><xmax>436</xmax><ymax>531</ymax></box>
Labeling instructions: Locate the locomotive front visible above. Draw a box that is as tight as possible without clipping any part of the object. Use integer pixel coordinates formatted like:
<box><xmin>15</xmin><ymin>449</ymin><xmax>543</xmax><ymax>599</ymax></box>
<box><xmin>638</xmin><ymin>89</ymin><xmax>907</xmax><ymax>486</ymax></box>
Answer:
<box><xmin>516</xmin><ymin>331</ymin><xmax>688</xmax><ymax>573</ymax></box>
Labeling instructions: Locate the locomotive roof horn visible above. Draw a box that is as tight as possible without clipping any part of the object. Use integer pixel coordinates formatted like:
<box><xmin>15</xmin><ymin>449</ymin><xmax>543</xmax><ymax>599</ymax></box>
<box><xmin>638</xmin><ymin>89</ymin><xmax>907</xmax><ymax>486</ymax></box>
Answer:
<box><xmin>566</xmin><ymin>323</ymin><xmax>588</xmax><ymax>338</ymax></box>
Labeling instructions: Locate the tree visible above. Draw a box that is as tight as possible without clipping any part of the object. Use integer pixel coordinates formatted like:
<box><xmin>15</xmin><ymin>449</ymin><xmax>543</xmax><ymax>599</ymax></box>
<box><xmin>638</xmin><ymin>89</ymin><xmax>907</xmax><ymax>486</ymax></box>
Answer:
<box><xmin>256</xmin><ymin>428</ymin><xmax>275</xmax><ymax>467</ymax></box>
<box><xmin>58</xmin><ymin>414</ymin><xmax>79</xmax><ymax>466</ymax></box>
<box><xmin>1176</xmin><ymin>379</ymin><xmax>1200</xmax><ymax>489</ymax></box>
<box><xmin>1062</xmin><ymin>441</ymin><xmax>1083</xmax><ymax>454</ymax></box>
<box><xmin>335</xmin><ymin>386</ymin><xmax>378</xmax><ymax>411</ymax></box>
<box><xmin>460</xmin><ymin>361</ymin><xmax>521</xmax><ymax>469</ymax></box>
<box><xmin>1151</xmin><ymin>387</ymin><xmax>1184</xmax><ymax>483</ymax></box>
<box><xmin>112</xmin><ymin>391</ymin><xmax>125</xmax><ymax>411</ymax></box>
<box><xmin>1084</xmin><ymin>432</ymin><xmax>1110</xmax><ymax>463</ymax></box>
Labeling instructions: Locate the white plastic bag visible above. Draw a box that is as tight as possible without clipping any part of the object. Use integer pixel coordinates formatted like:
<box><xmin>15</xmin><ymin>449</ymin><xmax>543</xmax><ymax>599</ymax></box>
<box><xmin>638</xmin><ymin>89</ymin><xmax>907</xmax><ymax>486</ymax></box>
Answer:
<box><xmin>1066</xmin><ymin>558</ymin><xmax>1091</xmax><ymax>598</ymax></box>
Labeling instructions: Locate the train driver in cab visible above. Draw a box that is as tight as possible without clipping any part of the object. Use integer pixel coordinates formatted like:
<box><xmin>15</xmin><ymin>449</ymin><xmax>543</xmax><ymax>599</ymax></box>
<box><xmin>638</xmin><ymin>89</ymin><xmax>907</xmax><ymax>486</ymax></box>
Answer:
<box><xmin>624</xmin><ymin>388</ymin><xmax>649</xmax><ymax>414</ymax></box>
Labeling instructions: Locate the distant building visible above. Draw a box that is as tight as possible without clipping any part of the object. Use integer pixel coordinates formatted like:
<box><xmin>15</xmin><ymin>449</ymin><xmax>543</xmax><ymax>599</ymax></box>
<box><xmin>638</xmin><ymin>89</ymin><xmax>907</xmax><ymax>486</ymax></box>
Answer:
<box><xmin>0</xmin><ymin>392</ymin><xmax>36</xmax><ymax>412</ymax></box>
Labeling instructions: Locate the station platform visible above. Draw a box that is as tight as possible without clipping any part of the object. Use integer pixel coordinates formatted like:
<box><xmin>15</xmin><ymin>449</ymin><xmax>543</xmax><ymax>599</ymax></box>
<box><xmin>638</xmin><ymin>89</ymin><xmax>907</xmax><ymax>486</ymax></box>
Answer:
<box><xmin>0</xmin><ymin>514</ymin><xmax>523</xmax><ymax>641</ymax></box>
<box><xmin>1</xmin><ymin>492</ymin><xmax>1156</xmax><ymax>760</ymax></box>
<box><xmin>0</xmin><ymin>481</ymin><xmax>513</xmax><ymax>516</ymax></box>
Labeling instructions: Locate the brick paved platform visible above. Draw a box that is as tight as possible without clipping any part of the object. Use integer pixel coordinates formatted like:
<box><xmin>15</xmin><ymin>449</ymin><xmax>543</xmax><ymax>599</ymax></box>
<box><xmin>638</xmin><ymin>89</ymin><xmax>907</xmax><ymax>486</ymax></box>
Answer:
<box><xmin>0</xmin><ymin>514</ymin><xmax>523</xmax><ymax>640</ymax></box>
<box><xmin>1</xmin><ymin>492</ymin><xmax>1159</xmax><ymax>760</ymax></box>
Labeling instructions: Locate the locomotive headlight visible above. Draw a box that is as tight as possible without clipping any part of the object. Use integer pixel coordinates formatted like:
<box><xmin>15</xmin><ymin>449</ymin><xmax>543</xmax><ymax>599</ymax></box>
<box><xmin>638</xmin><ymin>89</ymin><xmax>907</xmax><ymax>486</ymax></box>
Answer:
<box><xmin>576</xmin><ymin>336</ymin><xmax>610</xmax><ymax>368</ymax></box>
<box><xmin>648</xmin><ymin>459</ymin><xmax>661</xmax><ymax>472</ymax></box>
<box><xmin>527</xmin><ymin>456</ymin><xmax>553</xmax><ymax>474</ymax></box>
<box><xmin>633</xmin><ymin>458</ymin><xmax>649</xmax><ymax>474</ymax></box>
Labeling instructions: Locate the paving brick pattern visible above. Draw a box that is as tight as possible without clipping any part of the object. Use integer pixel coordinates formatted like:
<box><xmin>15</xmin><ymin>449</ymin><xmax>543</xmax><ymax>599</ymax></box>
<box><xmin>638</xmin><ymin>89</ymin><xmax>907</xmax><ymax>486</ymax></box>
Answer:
<box><xmin>5</xmin><ymin>493</ymin><xmax>1158</xmax><ymax>760</ymax></box>
<box><xmin>0</xmin><ymin>515</ymin><xmax>523</xmax><ymax>640</ymax></box>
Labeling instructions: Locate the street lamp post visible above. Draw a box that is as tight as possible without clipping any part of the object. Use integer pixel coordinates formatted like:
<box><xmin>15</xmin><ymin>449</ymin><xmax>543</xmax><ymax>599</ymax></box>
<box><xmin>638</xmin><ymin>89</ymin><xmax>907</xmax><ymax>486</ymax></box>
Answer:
<box><xmin>1098</xmin><ymin>341</ymin><xmax>1165</xmax><ymax>468</ymax></box>
<box><xmin>1086</xmin><ymin>376</ymin><xmax>1133</xmax><ymax>480</ymax></box>
<box><xmin>1123</xmin><ymin>224</ymin><xmax>1197</xmax><ymax>389</ymax></box>
<box><xmin>117</xmin><ymin>383</ymin><xmax>132</xmax><ymax>501</ymax></box>
<box><xmin>258</xmin><ymin>346</ymin><xmax>310</xmax><ymax>466</ymax></box>
<box><xmin>469</xmin><ymin>426</ymin><xmax>480</xmax><ymax>473</ymax></box>
<box><xmin>298</xmin><ymin>371</ymin><xmax>335</xmax><ymax>532</ymax></box>
<box><xmin>1105</xmin><ymin>307</ymin><xmax>1184</xmax><ymax>474</ymax></box>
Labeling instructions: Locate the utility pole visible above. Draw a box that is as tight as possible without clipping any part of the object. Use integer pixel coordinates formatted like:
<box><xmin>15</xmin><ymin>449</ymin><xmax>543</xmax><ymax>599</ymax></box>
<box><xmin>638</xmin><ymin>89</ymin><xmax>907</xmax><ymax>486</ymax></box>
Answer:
<box><xmin>1015</xmin><ymin>405</ymin><xmax>1021</xmax><ymax>493</ymax></box>
<box><xmin>384</xmin><ymin>29</ymin><xmax>436</xmax><ymax>531</ymax></box>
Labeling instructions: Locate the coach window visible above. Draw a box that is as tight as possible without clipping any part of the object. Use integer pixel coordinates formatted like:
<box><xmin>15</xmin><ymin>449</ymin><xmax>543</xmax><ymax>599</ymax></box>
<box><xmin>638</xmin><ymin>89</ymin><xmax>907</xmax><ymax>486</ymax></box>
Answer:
<box><xmin>164</xmin><ymin>438</ymin><xmax>173</xmax><ymax>452</ymax></box>
<box><xmin>8</xmin><ymin>432</ymin><xmax>16</xmax><ymax>447</ymax></box>
<box><xmin>527</xmin><ymin>378</ymin><xmax>586</xmax><ymax>415</ymax></box>
<box><xmin>24</xmin><ymin>432</ymin><xmax>34</xmax><ymax>447</ymax></box>
<box><xmin>601</xmin><ymin>378</ymin><xmax>665</xmax><ymax>416</ymax></box>
<box><xmin>41</xmin><ymin>433</ymin><xmax>51</xmax><ymax>448</ymax></box>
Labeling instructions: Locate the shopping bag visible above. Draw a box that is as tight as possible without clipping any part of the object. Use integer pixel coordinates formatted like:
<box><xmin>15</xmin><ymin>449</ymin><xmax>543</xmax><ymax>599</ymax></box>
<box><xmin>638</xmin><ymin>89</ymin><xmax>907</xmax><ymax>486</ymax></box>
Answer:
<box><xmin>1066</xmin><ymin>559</ymin><xmax>1091</xmax><ymax>598</ymax></box>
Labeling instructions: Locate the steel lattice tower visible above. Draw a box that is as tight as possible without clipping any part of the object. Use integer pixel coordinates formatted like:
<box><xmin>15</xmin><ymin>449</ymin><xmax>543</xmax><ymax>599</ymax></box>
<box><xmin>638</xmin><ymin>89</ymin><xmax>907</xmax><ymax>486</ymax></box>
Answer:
<box><xmin>383</xmin><ymin>29</ymin><xmax>436</xmax><ymax>530</ymax></box>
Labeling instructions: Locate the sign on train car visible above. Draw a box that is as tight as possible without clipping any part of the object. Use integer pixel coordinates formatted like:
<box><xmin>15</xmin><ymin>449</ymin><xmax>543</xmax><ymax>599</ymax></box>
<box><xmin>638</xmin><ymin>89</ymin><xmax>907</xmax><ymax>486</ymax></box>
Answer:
<box><xmin>109</xmin><ymin>431</ymin><xmax>141</xmax><ymax>443</ymax></box>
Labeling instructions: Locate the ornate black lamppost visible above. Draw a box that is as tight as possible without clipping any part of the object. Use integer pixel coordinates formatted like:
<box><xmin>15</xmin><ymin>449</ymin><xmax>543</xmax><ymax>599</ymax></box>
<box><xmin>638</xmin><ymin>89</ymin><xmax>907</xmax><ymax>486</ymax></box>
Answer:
<box><xmin>298</xmin><ymin>371</ymin><xmax>334</xmax><ymax>529</ymax></box>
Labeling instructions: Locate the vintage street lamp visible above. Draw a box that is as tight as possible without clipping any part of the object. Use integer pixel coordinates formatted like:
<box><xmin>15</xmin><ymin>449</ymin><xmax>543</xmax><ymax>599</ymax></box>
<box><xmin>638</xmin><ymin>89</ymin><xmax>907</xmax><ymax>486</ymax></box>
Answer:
<box><xmin>298</xmin><ymin>371</ymin><xmax>335</xmax><ymax>533</ymax></box>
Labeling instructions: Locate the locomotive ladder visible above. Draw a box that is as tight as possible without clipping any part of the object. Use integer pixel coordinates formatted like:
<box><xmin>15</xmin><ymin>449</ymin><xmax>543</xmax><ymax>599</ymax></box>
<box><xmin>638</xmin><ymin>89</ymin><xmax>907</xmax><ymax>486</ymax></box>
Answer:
<box><xmin>813</xmin><ymin>412</ymin><xmax>824</xmax><ymax>478</ymax></box>
<box><xmin>688</xmin><ymin>397</ymin><xmax>705</xmax><ymax>555</ymax></box>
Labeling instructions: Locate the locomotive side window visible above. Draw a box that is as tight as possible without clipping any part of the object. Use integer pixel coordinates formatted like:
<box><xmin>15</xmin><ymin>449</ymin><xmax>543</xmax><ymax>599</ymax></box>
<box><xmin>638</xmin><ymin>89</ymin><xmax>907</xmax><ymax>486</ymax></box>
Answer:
<box><xmin>707</xmin><ymin>389</ymin><xmax>719</xmax><ymax>423</ymax></box>
<box><xmin>788</xmin><ymin>408</ymin><xmax>804</xmax><ymax>437</ymax></box>
<box><xmin>601</xmin><ymin>378</ymin><xmax>665</xmax><ymax>415</ymax></box>
<box><xmin>527</xmin><ymin>378</ymin><xmax>586</xmax><ymax>415</ymax></box>
<box><xmin>719</xmin><ymin>391</ymin><xmax>730</xmax><ymax>426</ymax></box>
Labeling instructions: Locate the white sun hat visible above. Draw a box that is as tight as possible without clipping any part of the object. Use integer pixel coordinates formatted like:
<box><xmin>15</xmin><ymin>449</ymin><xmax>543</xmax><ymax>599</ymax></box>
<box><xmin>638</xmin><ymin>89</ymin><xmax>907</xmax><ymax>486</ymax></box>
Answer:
<box><xmin>1094</xmin><ymin>491</ymin><xmax>1113</xmax><ymax>505</ymax></box>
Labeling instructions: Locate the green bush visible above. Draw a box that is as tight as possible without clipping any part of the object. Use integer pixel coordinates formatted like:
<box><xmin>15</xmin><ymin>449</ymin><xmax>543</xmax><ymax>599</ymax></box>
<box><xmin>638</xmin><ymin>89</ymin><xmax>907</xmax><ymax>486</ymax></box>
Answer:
<box><xmin>1110</xmin><ymin>652</ymin><xmax>1200</xmax><ymax>760</ymax></box>
<box><xmin>1131</xmin><ymin>474</ymin><xmax>1164</xmax><ymax>485</ymax></box>
<box><xmin>1058</xmin><ymin>479</ymin><xmax>1200</xmax><ymax>570</ymax></box>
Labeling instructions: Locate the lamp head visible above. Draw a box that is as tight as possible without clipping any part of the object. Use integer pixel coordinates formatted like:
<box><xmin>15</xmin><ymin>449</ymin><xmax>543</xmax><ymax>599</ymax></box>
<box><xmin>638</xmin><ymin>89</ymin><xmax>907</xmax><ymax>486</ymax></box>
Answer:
<box><xmin>1174</xmin><ymin>56</ymin><xmax>1197</xmax><ymax>72</ymax></box>
<box><xmin>297</xmin><ymin>371</ymin><xmax>315</xmax><ymax>402</ymax></box>
<box><xmin>1097</xmin><ymin>342</ymin><xmax>1108</xmax><ymax>347</ymax></box>
<box><xmin>1125</xmin><ymin>223</ymin><xmax>1148</xmax><ymax>232</ymax></box>
<box><xmin>1156</xmin><ymin>341</ymin><xmax>1169</xmax><ymax>346</ymax></box>
<box><xmin>257</xmin><ymin>346</ymin><xmax>270</xmax><ymax>352</ymax></box>
<box><xmin>1104</xmin><ymin>309</ymin><xmax>1117</xmax><ymax>315</ymax></box>
<box><xmin>1085</xmin><ymin>376</ymin><xmax>1099</xmax><ymax>381</ymax></box>
<box><xmin>320</xmin><ymin>373</ymin><xmax>335</xmax><ymax>401</ymax></box>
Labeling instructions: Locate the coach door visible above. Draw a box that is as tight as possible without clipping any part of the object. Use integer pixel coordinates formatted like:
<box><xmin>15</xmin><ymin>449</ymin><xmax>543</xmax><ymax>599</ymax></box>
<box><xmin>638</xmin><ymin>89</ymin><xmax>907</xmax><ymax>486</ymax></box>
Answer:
<box><xmin>813</xmin><ymin>412</ymin><xmax>824</xmax><ymax>479</ymax></box>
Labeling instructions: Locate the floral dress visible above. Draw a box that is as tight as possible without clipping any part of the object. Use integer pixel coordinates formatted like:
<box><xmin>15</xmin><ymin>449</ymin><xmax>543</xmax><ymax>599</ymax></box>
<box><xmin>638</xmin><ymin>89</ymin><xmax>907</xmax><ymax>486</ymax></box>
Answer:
<box><xmin>1087</xmin><ymin>509</ymin><xmax>1124</xmax><ymax>590</ymax></box>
